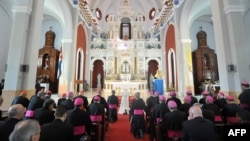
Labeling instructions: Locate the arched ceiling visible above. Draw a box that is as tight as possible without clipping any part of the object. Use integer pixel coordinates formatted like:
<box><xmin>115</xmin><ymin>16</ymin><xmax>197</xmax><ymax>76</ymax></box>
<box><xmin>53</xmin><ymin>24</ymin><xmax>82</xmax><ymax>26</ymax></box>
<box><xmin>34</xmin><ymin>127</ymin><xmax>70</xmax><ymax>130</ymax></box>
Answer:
<box><xmin>81</xmin><ymin>0</ymin><xmax>166</xmax><ymax>33</ymax></box>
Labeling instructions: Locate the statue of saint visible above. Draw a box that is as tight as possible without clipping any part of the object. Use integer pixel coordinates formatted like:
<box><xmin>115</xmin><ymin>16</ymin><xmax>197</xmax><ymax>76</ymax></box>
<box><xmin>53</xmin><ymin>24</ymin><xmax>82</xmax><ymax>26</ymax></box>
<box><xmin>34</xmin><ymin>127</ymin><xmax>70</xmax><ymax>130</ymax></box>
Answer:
<box><xmin>44</xmin><ymin>55</ymin><xmax>50</xmax><ymax>70</ymax></box>
<box><xmin>97</xmin><ymin>73</ymin><xmax>101</xmax><ymax>88</ymax></box>
<box><xmin>154</xmin><ymin>69</ymin><xmax>163</xmax><ymax>79</ymax></box>
<box><xmin>149</xmin><ymin>73</ymin><xmax>154</xmax><ymax>91</ymax></box>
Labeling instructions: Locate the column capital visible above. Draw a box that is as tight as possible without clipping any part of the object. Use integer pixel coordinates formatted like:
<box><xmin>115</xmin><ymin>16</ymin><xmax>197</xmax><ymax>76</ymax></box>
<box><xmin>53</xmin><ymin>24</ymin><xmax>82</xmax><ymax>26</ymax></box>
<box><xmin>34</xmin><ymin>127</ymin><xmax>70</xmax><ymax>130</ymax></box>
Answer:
<box><xmin>224</xmin><ymin>5</ymin><xmax>245</xmax><ymax>15</ymax></box>
<box><xmin>180</xmin><ymin>39</ymin><xmax>192</xmax><ymax>43</ymax></box>
<box><xmin>61</xmin><ymin>39</ymin><xmax>73</xmax><ymax>43</ymax></box>
<box><xmin>12</xmin><ymin>6</ymin><xmax>32</xmax><ymax>15</ymax></box>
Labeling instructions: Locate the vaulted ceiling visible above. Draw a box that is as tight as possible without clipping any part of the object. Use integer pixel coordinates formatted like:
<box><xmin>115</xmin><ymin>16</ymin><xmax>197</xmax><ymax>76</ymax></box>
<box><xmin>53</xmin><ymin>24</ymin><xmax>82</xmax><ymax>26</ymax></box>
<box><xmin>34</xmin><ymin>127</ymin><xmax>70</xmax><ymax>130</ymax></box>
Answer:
<box><xmin>79</xmin><ymin>0</ymin><xmax>174</xmax><ymax>34</ymax></box>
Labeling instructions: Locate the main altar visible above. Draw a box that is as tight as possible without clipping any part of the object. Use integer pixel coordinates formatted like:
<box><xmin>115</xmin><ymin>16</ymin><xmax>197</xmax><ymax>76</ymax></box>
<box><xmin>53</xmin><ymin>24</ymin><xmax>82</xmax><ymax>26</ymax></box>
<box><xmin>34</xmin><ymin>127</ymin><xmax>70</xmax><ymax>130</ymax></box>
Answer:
<box><xmin>88</xmin><ymin>0</ymin><xmax>165</xmax><ymax>95</ymax></box>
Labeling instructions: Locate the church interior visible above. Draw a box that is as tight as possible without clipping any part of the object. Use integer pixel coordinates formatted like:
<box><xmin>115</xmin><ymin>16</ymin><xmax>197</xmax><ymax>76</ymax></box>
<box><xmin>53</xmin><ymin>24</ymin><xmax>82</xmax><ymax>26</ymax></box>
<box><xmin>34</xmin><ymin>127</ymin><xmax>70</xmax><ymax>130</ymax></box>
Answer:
<box><xmin>0</xmin><ymin>0</ymin><xmax>250</xmax><ymax>114</ymax></box>
<box><xmin>1</xmin><ymin>0</ymin><xmax>250</xmax><ymax>141</ymax></box>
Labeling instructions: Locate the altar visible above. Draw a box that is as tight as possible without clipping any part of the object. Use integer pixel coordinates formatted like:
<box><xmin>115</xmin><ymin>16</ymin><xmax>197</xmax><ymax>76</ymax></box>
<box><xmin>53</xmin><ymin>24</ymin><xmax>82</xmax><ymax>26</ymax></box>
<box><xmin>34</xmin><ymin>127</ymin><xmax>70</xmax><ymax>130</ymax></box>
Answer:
<box><xmin>104</xmin><ymin>80</ymin><xmax>147</xmax><ymax>92</ymax></box>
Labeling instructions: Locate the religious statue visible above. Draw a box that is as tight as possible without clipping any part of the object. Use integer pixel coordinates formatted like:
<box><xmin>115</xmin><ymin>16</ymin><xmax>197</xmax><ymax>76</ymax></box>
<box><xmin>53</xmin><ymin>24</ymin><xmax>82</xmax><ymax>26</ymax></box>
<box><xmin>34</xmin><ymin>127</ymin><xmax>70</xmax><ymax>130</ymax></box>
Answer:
<box><xmin>149</xmin><ymin>73</ymin><xmax>154</xmax><ymax>91</ymax></box>
<box><xmin>97</xmin><ymin>73</ymin><xmax>101</xmax><ymax>88</ymax></box>
<box><xmin>44</xmin><ymin>55</ymin><xmax>50</xmax><ymax>70</ymax></box>
<box><xmin>154</xmin><ymin>69</ymin><xmax>163</xmax><ymax>79</ymax></box>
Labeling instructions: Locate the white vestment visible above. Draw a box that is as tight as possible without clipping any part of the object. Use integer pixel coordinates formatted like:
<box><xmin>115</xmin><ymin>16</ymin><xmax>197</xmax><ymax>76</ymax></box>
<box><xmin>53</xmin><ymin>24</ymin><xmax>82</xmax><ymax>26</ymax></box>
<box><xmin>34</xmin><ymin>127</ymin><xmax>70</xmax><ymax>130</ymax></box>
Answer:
<box><xmin>118</xmin><ymin>89</ymin><xmax>130</xmax><ymax>114</ymax></box>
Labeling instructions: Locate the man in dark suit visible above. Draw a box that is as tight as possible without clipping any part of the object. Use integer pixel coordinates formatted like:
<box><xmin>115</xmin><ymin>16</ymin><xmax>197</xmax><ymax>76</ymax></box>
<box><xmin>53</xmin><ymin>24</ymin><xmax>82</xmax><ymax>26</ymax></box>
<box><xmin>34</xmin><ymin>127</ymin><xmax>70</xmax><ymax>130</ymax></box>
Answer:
<box><xmin>130</xmin><ymin>92</ymin><xmax>147</xmax><ymax>139</ymax></box>
<box><xmin>107</xmin><ymin>90</ymin><xmax>119</xmax><ymax>123</ymax></box>
<box><xmin>182</xmin><ymin>104</ymin><xmax>217</xmax><ymax>141</ymax></box>
<box><xmin>162</xmin><ymin>100</ymin><xmax>186</xmax><ymax>141</ymax></box>
<box><xmin>11</xmin><ymin>90</ymin><xmax>30</xmax><ymax>108</ymax></box>
<box><xmin>40</xmin><ymin>106</ymin><xmax>74</xmax><ymax>141</ymax></box>
<box><xmin>238</xmin><ymin>80</ymin><xmax>250</xmax><ymax>111</ymax></box>
<box><xmin>35</xmin><ymin>78</ymin><xmax>43</xmax><ymax>95</ymax></box>
<box><xmin>66</xmin><ymin>98</ymin><xmax>92</xmax><ymax>141</ymax></box>
<box><xmin>0</xmin><ymin>79</ymin><xmax>4</xmax><ymax>96</ymax></box>
<box><xmin>0</xmin><ymin>104</ymin><xmax>26</xmax><ymax>141</ymax></box>
<box><xmin>25</xmin><ymin>91</ymin><xmax>45</xmax><ymax>119</ymax></box>
<box><xmin>73</xmin><ymin>90</ymin><xmax>89</xmax><ymax>111</ymax></box>
<box><xmin>34</xmin><ymin>99</ymin><xmax>55</xmax><ymax>125</ymax></box>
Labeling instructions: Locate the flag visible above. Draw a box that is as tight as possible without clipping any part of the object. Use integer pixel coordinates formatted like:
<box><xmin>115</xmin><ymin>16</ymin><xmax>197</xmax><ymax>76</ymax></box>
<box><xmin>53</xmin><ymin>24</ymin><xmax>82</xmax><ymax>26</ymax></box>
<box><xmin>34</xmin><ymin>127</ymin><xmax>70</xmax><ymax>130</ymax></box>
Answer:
<box><xmin>57</xmin><ymin>47</ymin><xmax>63</xmax><ymax>79</ymax></box>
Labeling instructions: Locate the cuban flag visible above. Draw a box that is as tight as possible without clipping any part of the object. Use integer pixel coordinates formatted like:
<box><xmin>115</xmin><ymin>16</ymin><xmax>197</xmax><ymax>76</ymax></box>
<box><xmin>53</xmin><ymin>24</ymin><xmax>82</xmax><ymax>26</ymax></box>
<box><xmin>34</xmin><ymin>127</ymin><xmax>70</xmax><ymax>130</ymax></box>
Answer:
<box><xmin>73</xmin><ymin>0</ymin><xmax>78</xmax><ymax>5</ymax></box>
<box><xmin>57</xmin><ymin>47</ymin><xmax>63</xmax><ymax>79</ymax></box>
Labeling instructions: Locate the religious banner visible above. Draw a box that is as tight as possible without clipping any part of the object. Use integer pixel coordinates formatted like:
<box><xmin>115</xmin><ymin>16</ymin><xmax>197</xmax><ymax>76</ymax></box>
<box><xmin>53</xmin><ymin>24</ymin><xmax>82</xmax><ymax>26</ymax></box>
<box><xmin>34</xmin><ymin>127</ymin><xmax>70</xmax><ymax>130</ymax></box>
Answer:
<box><xmin>57</xmin><ymin>47</ymin><xmax>63</xmax><ymax>79</ymax></box>
<box><xmin>154</xmin><ymin>79</ymin><xmax>164</xmax><ymax>95</ymax></box>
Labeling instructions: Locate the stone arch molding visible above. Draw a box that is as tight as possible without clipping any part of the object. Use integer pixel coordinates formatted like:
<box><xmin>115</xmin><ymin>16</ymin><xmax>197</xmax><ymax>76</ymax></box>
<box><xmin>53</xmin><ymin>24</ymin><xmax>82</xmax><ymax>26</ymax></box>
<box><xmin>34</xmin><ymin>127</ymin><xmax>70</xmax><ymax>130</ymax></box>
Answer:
<box><xmin>75</xmin><ymin>48</ymin><xmax>85</xmax><ymax>80</ymax></box>
<box><xmin>167</xmin><ymin>48</ymin><xmax>177</xmax><ymax>86</ymax></box>
<box><xmin>90</xmin><ymin>57</ymin><xmax>106</xmax><ymax>71</ymax></box>
<box><xmin>145</xmin><ymin>57</ymin><xmax>161</xmax><ymax>72</ymax></box>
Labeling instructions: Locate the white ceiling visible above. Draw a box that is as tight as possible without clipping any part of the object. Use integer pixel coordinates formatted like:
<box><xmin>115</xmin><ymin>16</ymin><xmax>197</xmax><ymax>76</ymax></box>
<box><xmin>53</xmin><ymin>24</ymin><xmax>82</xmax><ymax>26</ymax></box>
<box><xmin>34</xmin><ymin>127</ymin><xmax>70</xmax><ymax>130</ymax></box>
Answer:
<box><xmin>43</xmin><ymin>0</ymin><xmax>214</xmax><ymax>36</ymax></box>
<box><xmin>82</xmin><ymin>0</ymin><xmax>166</xmax><ymax>33</ymax></box>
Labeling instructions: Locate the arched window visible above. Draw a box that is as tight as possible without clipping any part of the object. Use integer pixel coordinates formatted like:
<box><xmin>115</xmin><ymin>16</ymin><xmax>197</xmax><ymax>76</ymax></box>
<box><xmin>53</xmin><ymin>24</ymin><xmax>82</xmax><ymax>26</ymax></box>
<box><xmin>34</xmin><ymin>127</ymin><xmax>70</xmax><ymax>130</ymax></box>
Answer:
<box><xmin>120</xmin><ymin>18</ymin><xmax>131</xmax><ymax>40</ymax></box>
<box><xmin>149</xmin><ymin>8</ymin><xmax>156</xmax><ymax>20</ymax></box>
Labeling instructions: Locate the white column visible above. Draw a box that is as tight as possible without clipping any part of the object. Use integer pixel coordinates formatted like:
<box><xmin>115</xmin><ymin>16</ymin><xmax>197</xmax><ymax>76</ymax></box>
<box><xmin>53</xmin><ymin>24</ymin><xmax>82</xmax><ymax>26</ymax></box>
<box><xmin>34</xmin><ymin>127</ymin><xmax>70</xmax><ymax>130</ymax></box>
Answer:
<box><xmin>211</xmin><ymin>0</ymin><xmax>231</xmax><ymax>91</ymax></box>
<box><xmin>5</xmin><ymin>1</ymin><xmax>33</xmax><ymax>90</ymax></box>
<box><xmin>173</xmin><ymin>8</ymin><xmax>187</xmax><ymax>97</ymax></box>
<box><xmin>61</xmin><ymin>39</ymin><xmax>73</xmax><ymax>91</ymax></box>
<box><xmin>211</xmin><ymin>0</ymin><xmax>247</xmax><ymax>92</ymax></box>
<box><xmin>22</xmin><ymin>0</ymin><xmax>44</xmax><ymax>91</ymax></box>
<box><xmin>224</xmin><ymin>1</ymin><xmax>249</xmax><ymax>91</ymax></box>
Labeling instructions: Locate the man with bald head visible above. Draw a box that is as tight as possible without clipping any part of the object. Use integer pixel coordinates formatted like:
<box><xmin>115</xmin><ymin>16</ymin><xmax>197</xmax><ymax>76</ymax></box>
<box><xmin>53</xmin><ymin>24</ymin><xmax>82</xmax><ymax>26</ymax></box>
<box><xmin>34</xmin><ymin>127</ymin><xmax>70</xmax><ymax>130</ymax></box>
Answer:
<box><xmin>182</xmin><ymin>104</ymin><xmax>217</xmax><ymax>141</ymax></box>
<box><xmin>0</xmin><ymin>104</ymin><xmax>26</xmax><ymax>141</ymax></box>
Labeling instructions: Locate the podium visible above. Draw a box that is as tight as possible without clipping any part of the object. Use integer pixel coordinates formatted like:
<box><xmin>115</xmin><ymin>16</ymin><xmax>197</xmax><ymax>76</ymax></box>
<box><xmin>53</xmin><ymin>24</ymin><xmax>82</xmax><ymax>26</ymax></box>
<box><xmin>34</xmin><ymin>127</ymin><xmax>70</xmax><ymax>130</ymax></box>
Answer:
<box><xmin>40</xmin><ymin>83</ymin><xmax>50</xmax><ymax>92</ymax></box>
<box><xmin>154</xmin><ymin>79</ymin><xmax>164</xmax><ymax>95</ymax></box>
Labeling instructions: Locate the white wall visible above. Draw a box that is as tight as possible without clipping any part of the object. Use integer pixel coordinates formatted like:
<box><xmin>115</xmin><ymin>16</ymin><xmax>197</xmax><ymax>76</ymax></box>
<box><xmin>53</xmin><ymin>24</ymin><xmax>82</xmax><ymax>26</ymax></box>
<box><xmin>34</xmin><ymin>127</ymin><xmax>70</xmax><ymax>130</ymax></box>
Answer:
<box><xmin>40</xmin><ymin>19</ymin><xmax>63</xmax><ymax>50</ymax></box>
<box><xmin>0</xmin><ymin>1</ymin><xmax>12</xmax><ymax>79</ymax></box>
<box><xmin>190</xmin><ymin>21</ymin><xmax>216</xmax><ymax>52</ymax></box>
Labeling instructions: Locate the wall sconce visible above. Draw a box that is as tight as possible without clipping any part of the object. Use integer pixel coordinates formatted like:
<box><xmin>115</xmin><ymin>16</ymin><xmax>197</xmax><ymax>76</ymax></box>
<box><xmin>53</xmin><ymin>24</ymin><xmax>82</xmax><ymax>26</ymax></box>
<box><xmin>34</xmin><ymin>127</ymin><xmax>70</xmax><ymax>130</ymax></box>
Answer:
<box><xmin>227</xmin><ymin>64</ymin><xmax>236</xmax><ymax>72</ymax></box>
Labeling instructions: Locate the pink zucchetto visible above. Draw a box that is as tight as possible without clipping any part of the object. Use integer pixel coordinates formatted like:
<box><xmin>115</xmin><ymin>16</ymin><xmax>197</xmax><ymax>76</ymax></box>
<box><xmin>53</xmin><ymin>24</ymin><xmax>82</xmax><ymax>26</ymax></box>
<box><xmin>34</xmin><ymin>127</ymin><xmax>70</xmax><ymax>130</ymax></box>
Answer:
<box><xmin>154</xmin><ymin>91</ymin><xmax>159</xmax><ymax>96</ymax></box>
<box><xmin>206</xmin><ymin>96</ymin><xmax>214</xmax><ymax>103</ymax></box>
<box><xmin>218</xmin><ymin>91</ymin><xmax>225</xmax><ymax>97</ymax></box>
<box><xmin>184</xmin><ymin>96</ymin><xmax>192</xmax><ymax>103</ymax></box>
<box><xmin>74</xmin><ymin>98</ymin><xmax>83</xmax><ymax>106</ymax></box>
<box><xmin>94</xmin><ymin>96</ymin><xmax>100</xmax><ymax>101</ymax></box>
<box><xmin>226</xmin><ymin>95</ymin><xmax>234</xmax><ymax>101</ymax></box>
<box><xmin>241</xmin><ymin>80</ymin><xmax>249</xmax><ymax>85</ymax></box>
<box><xmin>186</xmin><ymin>90</ymin><xmax>192</xmax><ymax>95</ymax></box>
<box><xmin>159</xmin><ymin>95</ymin><xmax>166</xmax><ymax>102</ymax></box>
<box><xmin>202</xmin><ymin>91</ymin><xmax>209</xmax><ymax>96</ymax></box>
<box><xmin>148</xmin><ymin>91</ymin><xmax>153</xmax><ymax>95</ymax></box>
<box><xmin>67</xmin><ymin>91</ymin><xmax>74</xmax><ymax>97</ymax></box>
<box><xmin>241</xmin><ymin>80</ymin><xmax>249</xmax><ymax>87</ymax></box>
<box><xmin>169</xmin><ymin>91</ymin><xmax>176</xmax><ymax>96</ymax></box>
<box><xmin>168</xmin><ymin>100</ymin><xmax>177</xmax><ymax>108</ymax></box>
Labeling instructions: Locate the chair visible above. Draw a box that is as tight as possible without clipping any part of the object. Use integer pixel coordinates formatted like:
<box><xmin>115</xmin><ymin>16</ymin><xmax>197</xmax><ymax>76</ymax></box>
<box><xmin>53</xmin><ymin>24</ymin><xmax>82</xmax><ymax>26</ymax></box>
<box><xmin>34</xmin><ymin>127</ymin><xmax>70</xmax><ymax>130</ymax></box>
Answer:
<box><xmin>154</xmin><ymin>124</ymin><xmax>163</xmax><ymax>141</ymax></box>
<box><xmin>214</xmin><ymin>115</ymin><xmax>223</xmax><ymax>123</ymax></box>
<box><xmin>167</xmin><ymin>130</ymin><xmax>182</xmax><ymax>141</ymax></box>
<box><xmin>226</xmin><ymin>116</ymin><xmax>239</xmax><ymax>124</ymax></box>
<box><xmin>90</xmin><ymin>123</ymin><xmax>103</xmax><ymax>141</ymax></box>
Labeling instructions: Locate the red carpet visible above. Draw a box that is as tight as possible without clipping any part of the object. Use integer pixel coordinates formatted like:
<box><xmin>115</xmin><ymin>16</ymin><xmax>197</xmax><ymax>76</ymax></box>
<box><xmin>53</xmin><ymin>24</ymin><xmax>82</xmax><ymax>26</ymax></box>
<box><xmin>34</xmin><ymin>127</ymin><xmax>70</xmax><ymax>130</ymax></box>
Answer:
<box><xmin>105</xmin><ymin>114</ymin><xmax>150</xmax><ymax>141</ymax></box>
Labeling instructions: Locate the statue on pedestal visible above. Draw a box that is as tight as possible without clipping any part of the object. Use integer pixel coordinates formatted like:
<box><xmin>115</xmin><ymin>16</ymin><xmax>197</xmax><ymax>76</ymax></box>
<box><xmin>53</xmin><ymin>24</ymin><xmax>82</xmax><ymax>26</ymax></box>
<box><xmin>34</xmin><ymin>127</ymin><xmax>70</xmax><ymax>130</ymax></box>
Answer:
<box><xmin>154</xmin><ymin>69</ymin><xmax>163</xmax><ymax>79</ymax></box>
<box><xmin>97</xmin><ymin>73</ymin><xmax>101</xmax><ymax>88</ymax></box>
